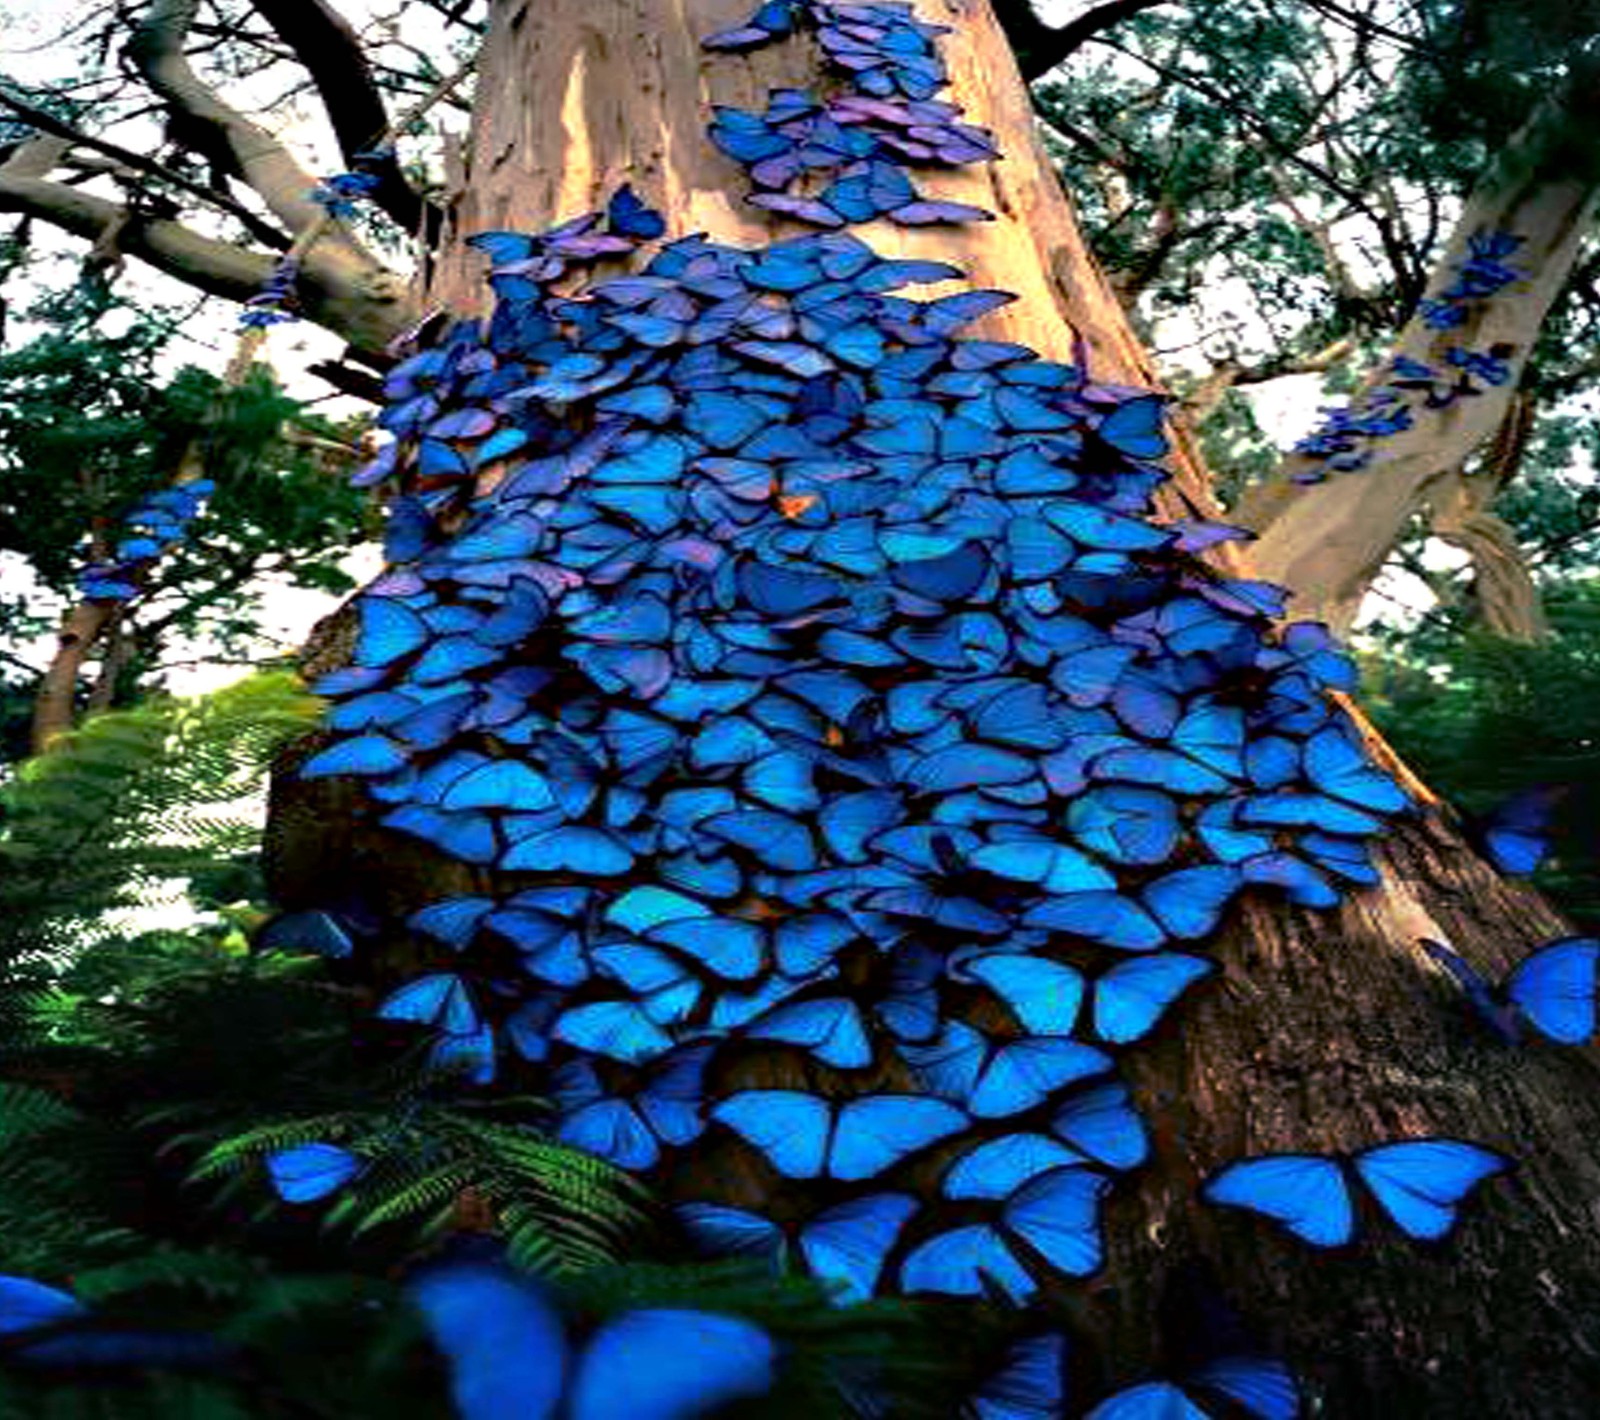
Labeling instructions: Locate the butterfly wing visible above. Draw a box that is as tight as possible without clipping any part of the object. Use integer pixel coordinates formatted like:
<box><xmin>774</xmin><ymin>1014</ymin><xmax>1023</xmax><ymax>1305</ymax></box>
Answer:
<box><xmin>970</xmin><ymin>1037</ymin><xmax>1114</xmax><ymax>1119</ymax></box>
<box><xmin>747</xmin><ymin>996</ymin><xmax>873</xmax><ymax>1067</ymax></box>
<box><xmin>567</xmin><ymin>1309</ymin><xmax>776</xmax><ymax>1420</ymax></box>
<box><xmin>1143</xmin><ymin>866</ymin><xmax>1241</xmax><ymax>940</ymax></box>
<box><xmin>267</xmin><ymin>1143</ymin><xmax>361</xmax><ymax>1203</ymax></box>
<box><xmin>1092</xmin><ymin>955</ymin><xmax>1215</xmax><ymax>1045</ymax></box>
<box><xmin>1050</xmin><ymin>1082</ymin><xmax>1149</xmax><ymax>1171</ymax></box>
<box><xmin>1201</xmin><ymin>1156</ymin><xmax>1355</xmax><ymax>1248</ymax></box>
<box><xmin>406</xmin><ymin>1256</ymin><xmax>568</xmax><ymax>1420</ymax></box>
<box><xmin>961</xmin><ymin>954</ymin><xmax>1086</xmax><ymax>1036</ymax></box>
<box><xmin>257</xmin><ymin>909</ymin><xmax>355</xmax><ymax>959</ymax></box>
<box><xmin>944</xmin><ymin>1134</ymin><xmax>1088</xmax><ymax>1200</ymax></box>
<box><xmin>1003</xmin><ymin>1165</ymin><xmax>1111</xmax><ymax>1278</ymax></box>
<box><xmin>1353</xmin><ymin>1139</ymin><xmax>1509</xmax><ymax>1242</ymax></box>
<box><xmin>1505</xmin><ymin>936</ymin><xmax>1600</xmax><ymax>1044</ymax></box>
<box><xmin>677</xmin><ymin>1204</ymin><xmax>787</xmax><ymax>1270</ymax></box>
<box><xmin>1084</xmin><ymin>1381</ymin><xmax>1209</xmax><ymax>1420</ymax></box>
<box><xmin>1476</xmin><ymin>784</ymin><xmax>1564</xmax><ymax>875</ymax></box>
<box><xmin>1188</xmin><ymin>1356</ymin><xmax>1301</xmax><ymax>1420</ymax></box>
<box><xmin>964</xmin><ymin>1333</ymin><xmax>1069</xmax><ymax>1420</ymax></box>
<box><xmin>798</xmin><ymin>1193</ymin><xmax>918</xmax><ymax>1303</ymax></box>
<box><xmin>0</xmin><ymin>1276</ymin><xmax>88</xmax><ymax>1336</ymax></box>
<box><xmin>898</xmin><ymin>1224</ymin><xmax>1035</xmax><ymax>1304</ymax></box>
<box><xmin>712</xmin><ymin>1090</ymin><xmax>831</xmax><ymax>1178</ymax></box>
<box><xmin>831</xmin><ymin>1095</ymin><xmax>968</xmax><ymax>1180</ymax></box>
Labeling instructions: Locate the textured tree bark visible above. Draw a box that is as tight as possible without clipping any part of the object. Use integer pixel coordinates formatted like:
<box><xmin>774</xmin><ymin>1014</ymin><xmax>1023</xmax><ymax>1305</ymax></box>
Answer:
<box><xmin>267</xmin><ymin>2</ymin><xmax>1600</xmax><ymax>1413</ymax></box>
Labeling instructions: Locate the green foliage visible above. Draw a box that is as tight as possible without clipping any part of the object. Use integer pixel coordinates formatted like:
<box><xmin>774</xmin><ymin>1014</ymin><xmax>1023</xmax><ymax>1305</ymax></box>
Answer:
<box><xmin>0</xmin><ymin>282</ymin><xmax>368</xmax><ymax>724</ymax></box>
<box><xmin>1367</xmin><ymin>580</ymin><xmax>1600</xmax><ymax>931</ymax></box>
<box><xmin>0</xmin><ymin>672</ymin><xmax>322</xmax><ymax>960</ymax></box>
<box><xmin>0</xmin><ymin>671</ymin><xmax>941</xmax><ymax>1416</ymax></box>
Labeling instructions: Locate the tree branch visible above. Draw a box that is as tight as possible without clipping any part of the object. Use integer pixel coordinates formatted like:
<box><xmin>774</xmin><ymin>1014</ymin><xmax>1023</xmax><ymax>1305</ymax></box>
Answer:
<box><xmin>125</xmin><ymin>0</ymin><xmax>364</xmax><ymax>244</ymax></box>
<box><xmin>0</xmin><ymin>88</ymin><xmax>290</xmax><ymax>250</ymax></box>
<box><xmin>992</xmin><ymin>0</ymin><xmax>1176</xmax><ymax>81</ymax></box>
<box><xmin>0</xmin><ymin>146</ymin><xmax>414</xmax><ymax>353</ymax></box>
<box><xmin>248</xmin><ymin>0</ymin><xmax>442</xmax><ymax>244</ymax></box>
<box><xmin>1182</xmin><ymin>336</ymin><xmax>1357</xmax><ymax>420</ymax></box>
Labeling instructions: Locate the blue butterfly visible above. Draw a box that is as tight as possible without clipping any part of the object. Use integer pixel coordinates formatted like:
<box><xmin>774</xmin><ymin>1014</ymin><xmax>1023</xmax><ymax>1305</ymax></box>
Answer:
<box><xmin>1470</xmin><ymin>784</ymin><xmax>1564</xmax><ymax>876</ymax></box>
<box><xmin>899</xmin><ymin>1165</ymin><xmax>1111</xmax><ymax>1300</ymax></box>
<box><xmin>798</xmin><ymin>1192</ymin><xmax>919</xmax><ymax>1303</ymax></box>
<box><xmin>408</xmin><ymin>896</ymin><xmax>495</xmax><ymax>951</ymax></box>
<box><xmin>904</xmin><ymin>1022</ymin><xmax>1112</xmax><ymax>1118</ymax></box>
<box><xmin>746</xmin><ymin>995</ymin><xmax>873</xmax><ymax>1067</ymax></box>
<box><xmin>680</xmin><ymin>1194</ymin><xmax>918</xmax><ymax>1304</ymax></box>
<box><xmin>1050</xmin><ymin>1080</ymin><xmax>1149</xmax><ymax>1170</ymax></box>
<box><xmin>958</xmin><ymin>952</ymin><xmax>1085</xmax><ymax>1036</ymax></box>
<box><xmin>256</xmin><ymin>909</ymin><xmax>355</xmax><ymax>959</ymax></box>
<box><xmin>943</xmin><ymin>1133</ymin><xmax>1090</xmax><ymax>1200</ymax></box>
<box><xmin>1422</xmin><ymin>936</ymin><xmax>1600</xmax><ymax>1045</ymax></box>
<box><xmin>1086</xmin><ymin>1356</ymin><xmax>1299</xmax><ymax>1420</ymax></box>
<box><xmin>1091</xmin><ymin>954</ymin><xmax>1215</xmax><ymax>1044</ymax></box>
<box><xmin>408</xmin><ymin>1251</ymin><xmax>776</xmax><ymax>1420</ymax></box>
<box><xmin>1202</xmin><ymin>1138</ymin><xmax>1510</xmax><ymax>1247</ymax></box>
<box><xmin>551</xmin><ymin>1048</ymin><xmax>710</xmax><ymax>1169</ymax></box>
<box><xmin>266</xmin><ymin>1142</ymin><xmax>362</xmax><ymax>1203</ymax></box>
<box><xmin>300</xmin><ymin>733</ymin><xmax>409</xmax><ymax>779</ymax></box>
<box><xmin>378</xmin><ymin>972</ymin><xmax>480</xmax><ymax>1036</ymax></box>
<box><xmin>1302</xmin><ymin>725</ymin><xmax>1408</xmax><ymax>815</ymax></box>
<box><xmin>1142</xmin><ymin>866</ymin><xmax>1242</xmax><ymax>940</ymax></box>
<box><xmin>711</xmin><ymin>1090</ymin><xmax>967</xmax><ymax>1180</ymax></box>
<box><xmin>963</xmin><ymin>1333</ymin><xmax>1068</xmax><ymax>1420</ymax></box>
<box><xmin>1092</xmin><ymin>396</ymin><xmax>1168</xmax><ymax>460</ymax></box>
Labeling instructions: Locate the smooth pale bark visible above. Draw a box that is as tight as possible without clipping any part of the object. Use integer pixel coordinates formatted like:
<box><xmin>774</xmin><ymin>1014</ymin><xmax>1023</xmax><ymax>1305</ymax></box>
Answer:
<box><xmin>1236</xmin><ymin>74</ymin><xmax>1600</xmax><ymax>635</ymax></box>
<box><xmin>270</xmin><ymin>3</ymin><xmax>1600</xmax><ymax>1413</ymax></box>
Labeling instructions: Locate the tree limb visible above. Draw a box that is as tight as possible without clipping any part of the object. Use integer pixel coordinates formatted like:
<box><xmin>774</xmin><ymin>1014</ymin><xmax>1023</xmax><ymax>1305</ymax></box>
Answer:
<box><xmin>125</xmin><ymin>0</ymin><xmax>365</xmax><ymax>245</ymax></box>
<box><xmin>247</xmin><ymin>0</ymin><xmax>442</xmax><ymax>244</ymax></box>
<box><xmin>992</xmin><ymin>0</ymin><xmax>1176</xmax><ymax>81</ymax></box>
<box><xmin>0</xmin><ymin>149</ymin><xmax>414</xmax><ymax>353</ymax></box>
<box><xmin>1236</xmin><ymin>66</ymin><xmax>1600</xmax><ymax>633</ymax></box>
<box><xmin>0</xmin><ymin>88</ymin><xmax>290</xmax><ymax>250</ymax></box>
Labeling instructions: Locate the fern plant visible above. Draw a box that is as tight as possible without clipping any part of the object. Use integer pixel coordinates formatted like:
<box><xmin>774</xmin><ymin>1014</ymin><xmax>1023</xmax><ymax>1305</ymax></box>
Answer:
<box><xmin>0</xmin><ymin>672</ymin><xmax>321</xmax><ymax>963</ymax></box>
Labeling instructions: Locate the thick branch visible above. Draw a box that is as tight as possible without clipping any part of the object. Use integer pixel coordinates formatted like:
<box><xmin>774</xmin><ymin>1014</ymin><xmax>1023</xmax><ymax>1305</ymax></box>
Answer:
<box><xmin>124</xmin><ymin>0</ymin><xmax>401</xmax><ymax>312</ymax></box>
<box><xmin>249</xmin><ymin>0</ymin><xmax>443</xmax><ymax>244</ymax></box>
<box><xmin>0</xmin><ymin>88</ymin><xmax>290</xmax><ymax>250</ymax></box>
<box><xmin>992</xmin><ymin>0</ymin><xmax>1175</xmax><ymax>81</ymax></box>
<box><xmin>1237</xmin><ymin>65</ymin><xmax>1600</xmax><ymax>633</ymax></box>
<box><xmin>31</xmin><ymin>601</ymin><xmax>115</xmax><ymax>752</ymax></box>
<box><xmin>0</xmin><ymin>160</ymin><xmax>415</xmax><ymax>353</ymax></box>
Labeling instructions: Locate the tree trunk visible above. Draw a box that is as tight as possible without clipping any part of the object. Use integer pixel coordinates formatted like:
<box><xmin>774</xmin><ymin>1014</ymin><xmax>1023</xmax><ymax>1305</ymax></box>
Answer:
<box><xmin>269</xmin><ymin>3</ymin><xmax>1600</xmax><ymax>1413</ymax></box>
